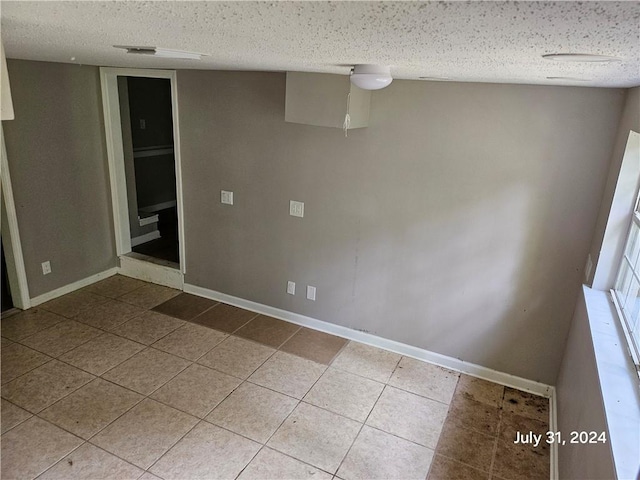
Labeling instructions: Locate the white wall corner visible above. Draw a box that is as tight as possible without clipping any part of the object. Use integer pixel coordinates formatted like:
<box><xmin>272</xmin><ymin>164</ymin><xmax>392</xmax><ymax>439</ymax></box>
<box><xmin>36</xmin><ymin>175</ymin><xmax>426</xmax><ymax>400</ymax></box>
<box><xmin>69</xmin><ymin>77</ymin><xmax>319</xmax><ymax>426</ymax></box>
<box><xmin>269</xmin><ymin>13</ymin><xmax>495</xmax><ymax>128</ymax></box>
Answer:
<box><xmin>1</xmin><ymin>41</ymin><xmax>15</xmax><ymax>121</ymax></box>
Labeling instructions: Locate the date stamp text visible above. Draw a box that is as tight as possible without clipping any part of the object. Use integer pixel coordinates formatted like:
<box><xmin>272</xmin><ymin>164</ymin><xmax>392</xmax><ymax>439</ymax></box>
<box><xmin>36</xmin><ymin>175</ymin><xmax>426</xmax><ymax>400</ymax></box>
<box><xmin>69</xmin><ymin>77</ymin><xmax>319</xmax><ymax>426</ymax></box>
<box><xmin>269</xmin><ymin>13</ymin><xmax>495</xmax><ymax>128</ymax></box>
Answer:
<box><xmin>514</xmin><ymin>431</ymin><xmax>607</xmax><ymax>446</ymax></box>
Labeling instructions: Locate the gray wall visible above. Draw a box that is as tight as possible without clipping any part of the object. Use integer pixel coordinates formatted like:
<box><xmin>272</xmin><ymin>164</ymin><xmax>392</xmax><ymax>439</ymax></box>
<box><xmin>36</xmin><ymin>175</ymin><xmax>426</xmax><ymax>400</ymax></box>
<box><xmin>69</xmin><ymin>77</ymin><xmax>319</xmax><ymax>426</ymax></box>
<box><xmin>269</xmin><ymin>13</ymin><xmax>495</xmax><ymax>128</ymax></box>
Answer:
<box><xmin>555</xmin><ymin>290</ymin><xmax>616</xmax><ymax>480</ymax></box>
<box><xmin>3</xmin><ymin>60</ymin><xmax>116</xmax><ymax>298</ymax></box>
<box><xmin>177</xmin><ymin>70</ymin><xmax>624</xmax><ymax>384</ymax></box>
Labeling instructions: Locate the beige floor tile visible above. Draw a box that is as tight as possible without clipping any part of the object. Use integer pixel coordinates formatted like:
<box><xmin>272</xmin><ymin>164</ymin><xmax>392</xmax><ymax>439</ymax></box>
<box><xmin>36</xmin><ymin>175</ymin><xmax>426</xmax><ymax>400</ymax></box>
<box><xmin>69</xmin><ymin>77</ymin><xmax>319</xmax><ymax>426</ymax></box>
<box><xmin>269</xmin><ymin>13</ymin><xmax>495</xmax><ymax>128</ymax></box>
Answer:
<box><xmin>331</xmin><ymin>342</ymin><xmax>400</xmax><ymax>383</ymax></box>
<box><xmin>102</xmin><ymin>348</ymin><xmax>190</xmax><ymax>395</ymax></box>
<box><xmin>198</xmin><ymin>336</ymin><xmax>275</xmax><ymax>379</ymax></box>
<box><xmin>366</xmin><ymin>386</ymin><xmax>448</xmax><ymax>449</ymax></box>
<box><xmin>39</xmin><ymin>443</ymin><xmax>144</xmax><ymax>480</ymax></box>
<box><xmin>206</xmin><ymin>382</ymin><xmax>298</xmax><ymax>443</ymax></box>
<box><xmin>445</xmin><ymin>394</ymin><xmax>501</xmax><ymax>436</ymax></box>
<box><xmin>152</xmin><ymin>323</ymin><xmax>227</xmax><ymax>361</ymax></box>
<box><xmin>40</xmin><ymin>291</ymin><xmax>109</xmax><ymax>318</ymax></box>
<box><xmin>455</xmin><ymin>374</ymin><xmax>505</xmax><ymax>407</ymax></box>
<box><xmin>191</xmin><ymin>303</ymin><xmax>258</xmax><ymax>333</ymax></box>
<box><xmin>492</xmin><ymin>438</ymin><xmax>550</xmax><ymax>480</ymax></box>
<box><xmin>139</xmin><ymin>473</ymin><xmax>163</xmax><ymax>480</ymax></box>
<box><xmin>84</xmin><ymin>275</ymin><xmax>147</xmax><ymax>299</ymax></box>
<box><xmin>497</xmin><ymin>411</ymin><xmax>550</xmax><ymax>475</ymax></box>
<box><xmin>91</xmin><ymin>398</ymin><xmax>198</xmax><ymax>469</ymax></box>
<box><xmin>73</xmin><ymin>299</ymin><xmax>145</xmax><ymax>331</ymax></box>
<box><xmin>1</xmin><ymin>399</ymin><xmax>32</xmax><ymax>434</ymax></box>
<box><xmin>280</xmin><ymin>328</ymin><xmax>348</xmax><ymax>365</ymax></box>
<box><xmin>152</xmin><ymin>364</ymin><xmax>240</xmax><ymax>418</ymax></box>
<box><xmin>118</xmin><ymin>284</ymin><xmax>181</xmax><ymax>309</ymax></box>
<box><xmin>338</xmin><ymin>425</ymin><xmax>434</xmax><ymax>480</ymax></box>
<box><xmin>434</xmin><ymin>423</ymin><xmax>496</xmax><ymax>473</ymax></box>
<box><xmin>1</xmin><ymin>343</ymin><xmax>51</xmax><ymax>384</ymax></box>
<box><xmin>427</xmin><ymin>454</ymin><xmax>489</xmax><ymax>480</ymax></box>
<box><xmin>150</xmin><ymin>421</ymin><xmax>260</xmax><ymax>479</ymax></box>
<box><xmin>388</xmin><ymin>357</ymin><xmax>459</xmax><ymax>404</ymax></box>
<box><xmin>60</xmin><ymin>333</ymin><xmax>145</xmax><ymax>375</ymax></box>
<box><xmin>113</xmin><ymin>311</ymin><xmax>185</xmax><ymax>345</ymax></box>
<box><xmin>0</xmin><ymin>417</ymin><xmax>82</xmax><ymax>480</ymax></box>
<box><xmin>152</xmin><ymin>292</ymin><xmax>218</xmax><ymax>320</ymax></box>
<box><xmin>1</xmin><ymin>360</ymin><xmax>94</xmax><ymax>413</ymax></box>
<box><xmin>235</xmin><ymin>315</ymin><xmax>300</xmax><ymax>348</ymax></box>
<box><xmin>1</xmin><ymin>336</ymin><xmax>13</xmax><ymax>347</ymax></box>
<box><xmin>249</xmin><ymin>351</ymin><xmax>326</xmax><ymax>399</ymax></box>
<box><xmin>40</xmin><ymin>378</ymin><xmax>143</xmax><ymax>439</ymax></box>
<box><xmin>1</xmin><ymin>308</ymin><xmax>65</xmax><ymax>341</ymax></box>
<box><xmin>20</xmin><ymin>319</ymin><xmax>101</xmax><ymax>357</ymax></box>
<box><xmin>502</xmin><ymin>387</ymin><xmax>549</xmax><ymax>423</ymax></box>
<box><xmin>498</xmin><ymin>411</ymin><xmax>549</xmax><ymax>443</ymax></box>
<box><xmin>267</xmin><ymin>402</ymin><xmax>361</xmax><ymax>473</ymax></box>
<box><xmin>238</xmin><ymin>447</ymin><xmax>332</xmax><ymax>480</ymax></box>
<box><xmin>304</xmin><ymin>368</ymin><xmax>384</xmax><ymax>422</ymax></box>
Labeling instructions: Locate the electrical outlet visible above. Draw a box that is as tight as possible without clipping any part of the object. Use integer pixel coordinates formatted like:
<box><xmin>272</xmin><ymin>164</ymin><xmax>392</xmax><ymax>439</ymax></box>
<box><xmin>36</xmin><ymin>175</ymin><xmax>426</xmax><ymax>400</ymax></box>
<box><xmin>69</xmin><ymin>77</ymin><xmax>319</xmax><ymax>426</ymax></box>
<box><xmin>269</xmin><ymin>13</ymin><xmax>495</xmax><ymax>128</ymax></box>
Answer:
<box><xmin>41</xmin><ymin>261</ymin><xmax>51</xmax><ymax>275</ymax></box>
<box><xmin>290</xmin><ymin>200</ymin><xmax>304</xmax><ymax>218</ymax></box>
<box><xmin>139</xmin><ymin>119</ymin><xmax>146</xmax><ymax>129</ymax></box>
<box><xmin>221</xmin><ymin>190</ymin><xmax>234</xmax><ymax>205</ymax></box>
<box><xmin>287</xmin><ymin>281</ymin><xmax>296</xmax><ymax>295</ymax></box>
<box><xmin>306</xmin><ymin>285</ymin><xmax>316</xmax><ymax>301</ymax></box>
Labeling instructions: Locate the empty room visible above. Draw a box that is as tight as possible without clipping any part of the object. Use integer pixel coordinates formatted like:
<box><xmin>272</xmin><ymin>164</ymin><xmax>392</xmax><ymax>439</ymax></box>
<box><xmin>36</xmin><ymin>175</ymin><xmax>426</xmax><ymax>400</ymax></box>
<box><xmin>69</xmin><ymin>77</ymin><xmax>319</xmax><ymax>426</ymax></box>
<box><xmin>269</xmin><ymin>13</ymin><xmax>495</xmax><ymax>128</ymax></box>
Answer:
<box><xmin>0</xmin><ymin>1</ymin><xmax>638</xmax><ymax>479</ymax></box>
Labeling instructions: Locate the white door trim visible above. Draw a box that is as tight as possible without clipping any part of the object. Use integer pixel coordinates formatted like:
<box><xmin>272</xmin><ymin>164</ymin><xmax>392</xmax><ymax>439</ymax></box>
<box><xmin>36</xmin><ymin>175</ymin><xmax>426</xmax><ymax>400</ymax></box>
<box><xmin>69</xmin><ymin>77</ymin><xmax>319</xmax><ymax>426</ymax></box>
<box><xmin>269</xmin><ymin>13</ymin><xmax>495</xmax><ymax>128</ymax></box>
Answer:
<box><xmin>0</xmin><ymin>125</ymin><xmax>31</xmax><ymax>309</ymax></box>
<box><xmin>99</xmin><ymin>67</ymin><xmax>186</xmax><ymax>279</ymax></box>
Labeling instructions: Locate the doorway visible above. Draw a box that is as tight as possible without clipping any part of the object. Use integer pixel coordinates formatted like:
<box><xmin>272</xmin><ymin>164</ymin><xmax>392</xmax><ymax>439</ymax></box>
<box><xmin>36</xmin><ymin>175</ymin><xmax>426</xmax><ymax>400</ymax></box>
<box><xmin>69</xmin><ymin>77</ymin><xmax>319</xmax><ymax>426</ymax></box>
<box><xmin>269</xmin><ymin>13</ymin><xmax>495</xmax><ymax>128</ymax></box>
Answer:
<box><xmin>100</xmin><ymin>68</ymin><xmax>185</xmax><ymax>289</ymax></box>
<box><xmin>118</xmin><ymin>76</ymin><xmax>179</xmax><ymax>265</ymax></box>
<box><xmin>1</xmin><ymin>125</ymin><xmax>30</xmax><ymax>310</ymax></box>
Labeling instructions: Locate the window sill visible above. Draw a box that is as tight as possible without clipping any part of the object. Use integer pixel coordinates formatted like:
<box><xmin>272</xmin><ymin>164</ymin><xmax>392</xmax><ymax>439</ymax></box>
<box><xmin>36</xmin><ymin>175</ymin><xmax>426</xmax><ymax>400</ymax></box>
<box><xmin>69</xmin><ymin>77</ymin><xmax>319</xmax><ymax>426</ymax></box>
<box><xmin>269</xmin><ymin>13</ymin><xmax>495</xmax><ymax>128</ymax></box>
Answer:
<box><xmin>582</xmin><ymin>286</ymin><xmax>640</xmax><ymax>480</ymax></box>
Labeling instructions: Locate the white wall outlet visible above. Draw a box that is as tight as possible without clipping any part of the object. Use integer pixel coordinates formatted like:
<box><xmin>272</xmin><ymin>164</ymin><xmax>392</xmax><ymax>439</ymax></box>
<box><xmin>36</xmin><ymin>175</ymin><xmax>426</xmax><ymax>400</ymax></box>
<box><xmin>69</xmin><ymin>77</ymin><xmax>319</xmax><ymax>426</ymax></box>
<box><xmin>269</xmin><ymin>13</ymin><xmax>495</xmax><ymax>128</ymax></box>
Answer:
<box><xmin>41</xmin><ymin>261</ymin><xmax>51</xmax><ymax>275</ymax></box>
<box><xmin>287</xmin><ymin>281</ymin><xmax>296</xmax><ymax>295</ymax></box>
<box><xmin>139</xmin><ymin>119</ymin><xmax>146</xmax><ymax>129</ymax></box>
<box><xmin>290</xmin><ymin>200</ymin><xmax>304</xmax><ymax>218</ymax></box>
<box><xmin>221</xmin><ymin>190</ymin><xmax>234</xmax><ymax>205</ymax></box>
<box><xmin>306</xmin><ymin>285</ymin><xmax>316</xmax><ymax>301</ymax></box>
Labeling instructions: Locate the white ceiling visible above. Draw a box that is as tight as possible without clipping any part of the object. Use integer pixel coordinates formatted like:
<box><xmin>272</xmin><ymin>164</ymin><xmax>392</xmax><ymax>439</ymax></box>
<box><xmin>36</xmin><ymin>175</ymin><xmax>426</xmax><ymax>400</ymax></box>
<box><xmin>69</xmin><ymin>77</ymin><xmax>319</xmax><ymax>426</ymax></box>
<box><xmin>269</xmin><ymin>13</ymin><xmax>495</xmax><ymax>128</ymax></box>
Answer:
<box><xmin>2</xmin><ymin>1</ymin><xmax>639</xmax><ymax>88</ymax></box>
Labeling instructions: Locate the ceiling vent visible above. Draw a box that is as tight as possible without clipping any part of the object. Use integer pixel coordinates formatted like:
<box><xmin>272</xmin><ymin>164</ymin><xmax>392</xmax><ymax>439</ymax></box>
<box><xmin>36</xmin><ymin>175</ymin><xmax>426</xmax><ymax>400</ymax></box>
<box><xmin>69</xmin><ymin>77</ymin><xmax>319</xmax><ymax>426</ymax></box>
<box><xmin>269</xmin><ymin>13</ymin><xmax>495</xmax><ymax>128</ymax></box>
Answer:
<box><xmin>114</xmin><ymin>45</ymin><xmax>204</xmax><ymax>60</ymax></box>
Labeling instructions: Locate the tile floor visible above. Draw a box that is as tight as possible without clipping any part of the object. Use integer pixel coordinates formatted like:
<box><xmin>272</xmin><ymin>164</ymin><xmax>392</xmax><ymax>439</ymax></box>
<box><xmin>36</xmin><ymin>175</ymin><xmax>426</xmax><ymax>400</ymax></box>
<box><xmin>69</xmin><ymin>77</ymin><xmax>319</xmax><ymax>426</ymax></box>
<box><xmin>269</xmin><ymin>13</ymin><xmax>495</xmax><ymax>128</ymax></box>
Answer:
<box><xmin>1</xmin><ymin>275</ymin><xmax>551</xmax><ymax>480</ymax></box>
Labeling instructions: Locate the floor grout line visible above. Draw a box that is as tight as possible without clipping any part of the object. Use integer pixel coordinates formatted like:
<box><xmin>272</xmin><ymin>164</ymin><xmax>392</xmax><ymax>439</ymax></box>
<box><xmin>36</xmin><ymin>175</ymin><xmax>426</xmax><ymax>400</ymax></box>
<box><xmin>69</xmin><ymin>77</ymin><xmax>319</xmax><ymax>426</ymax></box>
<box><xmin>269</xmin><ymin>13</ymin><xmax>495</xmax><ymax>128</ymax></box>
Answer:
<box><xmin>2</xmin><ymin>278</ymin><xmax>552</xmax><ymax>479</ymax></box>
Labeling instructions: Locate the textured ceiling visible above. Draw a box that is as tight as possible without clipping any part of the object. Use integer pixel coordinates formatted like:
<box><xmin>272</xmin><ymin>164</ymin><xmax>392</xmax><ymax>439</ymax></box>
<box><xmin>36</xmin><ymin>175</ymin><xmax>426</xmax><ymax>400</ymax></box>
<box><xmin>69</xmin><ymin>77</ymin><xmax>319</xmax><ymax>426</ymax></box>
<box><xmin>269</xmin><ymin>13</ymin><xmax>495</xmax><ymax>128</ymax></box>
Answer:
<box><xmin>1</xmin><ymin>1</ymin><xmax>639</xmax><ymax>88</ymax></box>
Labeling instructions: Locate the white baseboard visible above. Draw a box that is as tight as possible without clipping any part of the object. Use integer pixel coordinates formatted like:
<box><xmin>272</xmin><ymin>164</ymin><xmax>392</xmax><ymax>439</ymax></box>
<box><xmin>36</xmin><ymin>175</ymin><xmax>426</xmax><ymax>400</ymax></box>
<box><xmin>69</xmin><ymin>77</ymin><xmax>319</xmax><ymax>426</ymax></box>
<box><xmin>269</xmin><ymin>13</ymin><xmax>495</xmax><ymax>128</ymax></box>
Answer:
<box><xmin>131</xmin><ymin>230</ymin><xmax>161</xmax><ymax>246</ymax></box>
<box><xmin>30</xmin><ymin>267</ymin><xmax>119</xmax><ymax>307</ymax></box>
<box><xmin>184</xmin><ymin>283</ymin><xmax>554</xmax><ymax>398</ymax></box>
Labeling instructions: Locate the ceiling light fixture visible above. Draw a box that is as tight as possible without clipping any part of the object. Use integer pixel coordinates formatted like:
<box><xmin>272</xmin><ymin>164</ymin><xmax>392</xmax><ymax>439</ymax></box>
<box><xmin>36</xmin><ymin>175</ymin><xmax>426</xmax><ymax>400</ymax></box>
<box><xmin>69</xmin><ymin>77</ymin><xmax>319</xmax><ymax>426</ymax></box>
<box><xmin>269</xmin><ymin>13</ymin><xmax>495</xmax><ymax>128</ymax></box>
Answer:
<box><xmin>350</xmin><ymin>64</ymin><xmax>393</xmax><ymax>90</ymax></box>
<box><xmin>542</xmin><ymin>53</ymin><xmax>622</xmax><ymax>62</ymax></box>
<box><xmin>114</xmin><ymin>45</ymin><xmax>204</xmax><ymax>60</ymax></box>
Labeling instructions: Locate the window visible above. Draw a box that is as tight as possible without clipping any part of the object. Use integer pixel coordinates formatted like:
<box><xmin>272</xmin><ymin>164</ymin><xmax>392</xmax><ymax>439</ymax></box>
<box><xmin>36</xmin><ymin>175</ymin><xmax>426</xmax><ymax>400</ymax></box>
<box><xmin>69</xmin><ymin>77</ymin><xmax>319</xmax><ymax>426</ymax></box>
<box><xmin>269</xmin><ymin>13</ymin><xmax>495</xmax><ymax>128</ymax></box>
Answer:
<box><xmin>613</xmin><ymin>191</ymin><xmax>640</xmax><ymax>376</ymax></box>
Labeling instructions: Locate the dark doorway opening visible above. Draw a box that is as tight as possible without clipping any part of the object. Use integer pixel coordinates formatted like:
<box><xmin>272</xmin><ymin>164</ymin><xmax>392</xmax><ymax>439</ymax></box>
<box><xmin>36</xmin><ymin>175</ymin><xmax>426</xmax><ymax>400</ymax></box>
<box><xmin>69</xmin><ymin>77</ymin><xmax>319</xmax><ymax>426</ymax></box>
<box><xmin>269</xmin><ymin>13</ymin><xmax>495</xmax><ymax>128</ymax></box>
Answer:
<box><xmin>118</xmin><ymin>76</ymin><xmax>179</xmax><ymax>265</ymax></box>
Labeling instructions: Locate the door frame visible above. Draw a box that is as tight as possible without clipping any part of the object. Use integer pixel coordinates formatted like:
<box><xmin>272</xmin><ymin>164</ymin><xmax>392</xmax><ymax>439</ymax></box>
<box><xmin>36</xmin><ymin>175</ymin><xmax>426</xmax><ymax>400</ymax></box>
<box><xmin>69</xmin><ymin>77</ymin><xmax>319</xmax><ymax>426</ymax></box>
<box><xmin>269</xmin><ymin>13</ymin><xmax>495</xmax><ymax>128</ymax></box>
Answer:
<box><xmin>0</xmin><ymin>125</ymin><xmax>31</xmax><ymax>309</ymax></box>
<box><xmin>100</xmin><ymin>67</ymin><xmax>186</xmax><ymax>286</ymax></box>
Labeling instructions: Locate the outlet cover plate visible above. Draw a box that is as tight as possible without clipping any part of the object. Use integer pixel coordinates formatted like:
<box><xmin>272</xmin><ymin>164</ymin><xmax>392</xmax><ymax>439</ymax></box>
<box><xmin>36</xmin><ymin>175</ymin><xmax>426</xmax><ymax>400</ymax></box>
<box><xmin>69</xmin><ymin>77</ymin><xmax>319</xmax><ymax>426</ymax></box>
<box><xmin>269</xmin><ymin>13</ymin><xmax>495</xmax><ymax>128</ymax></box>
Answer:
<box><xmin>41</xmin><ymin>261</ymin><xmax>51</xmax><ymax>275</ymax></box>
<box><xmin>307</xmin><ymin>285</ymin><xmax>316</xmax><ymax>301</ymax></box>
<box><xmin>221</xmin><ymin>190</ymin><xmax>234</xmax><ymax>205</ymax></box>
<box><xmin>287</xmin><ymin>281</ymin><xmax>296</xmax><ymax>295</ymax></box>
<box><xmin>290</xmin><ymin>200</ymin><xmax>304</xmax><ymax>218</ymax></box>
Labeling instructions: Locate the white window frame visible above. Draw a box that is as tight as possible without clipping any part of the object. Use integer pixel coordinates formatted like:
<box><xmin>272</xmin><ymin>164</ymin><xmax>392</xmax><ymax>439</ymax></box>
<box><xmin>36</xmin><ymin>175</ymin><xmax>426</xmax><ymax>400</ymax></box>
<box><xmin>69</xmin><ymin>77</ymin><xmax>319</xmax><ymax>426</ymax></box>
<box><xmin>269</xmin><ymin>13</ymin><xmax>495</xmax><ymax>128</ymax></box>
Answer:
<box><xmin>611</xmin><ymin>192</ymin><xmax>640</xmax><ymax>378</ymax></box>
